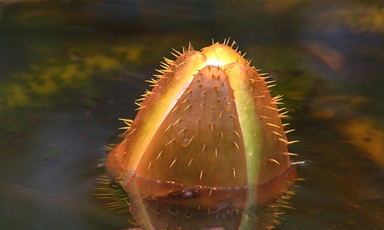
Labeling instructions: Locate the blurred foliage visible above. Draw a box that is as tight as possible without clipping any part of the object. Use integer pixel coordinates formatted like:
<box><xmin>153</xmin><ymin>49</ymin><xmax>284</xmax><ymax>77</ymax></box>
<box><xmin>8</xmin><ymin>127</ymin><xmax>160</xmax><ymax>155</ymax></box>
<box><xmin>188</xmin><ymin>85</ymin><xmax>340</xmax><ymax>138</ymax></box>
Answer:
<box><xmin>1</xmin><ymin>44</ymin><xmax>136</xmax><ymax>109</ymax></box>
<box><xmin>0</xmin><ymin>29</ymin><xmax>189</xmax><ymax>110</ymax></box>
<box><xmin>310</xmin><ymin>95</ymin><xmax>368</xmax><ymax>120</ymax></box>
<box><xmin>339</xmin><ymin>116</ymin><xmax>384</xmax><ymax>168</ymax></box>
<box><xmin>313</xmin><ymin>3</ymin><xmax>384</xmax><ymax>35</ymax></box>
<box><xmin>337</xmin><ymin>5</ymin><xmax>384</xmax><ymax>34</ymax></box>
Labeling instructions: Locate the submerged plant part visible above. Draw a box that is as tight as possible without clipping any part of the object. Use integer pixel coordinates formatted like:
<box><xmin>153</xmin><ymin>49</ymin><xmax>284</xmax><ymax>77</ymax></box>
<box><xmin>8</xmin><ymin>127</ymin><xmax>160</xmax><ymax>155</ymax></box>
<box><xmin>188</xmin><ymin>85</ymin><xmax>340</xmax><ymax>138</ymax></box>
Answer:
<box><xmin>99</xmin><ymin>40</ymin><xmax>298</xmax><ymax>229</ymax></box>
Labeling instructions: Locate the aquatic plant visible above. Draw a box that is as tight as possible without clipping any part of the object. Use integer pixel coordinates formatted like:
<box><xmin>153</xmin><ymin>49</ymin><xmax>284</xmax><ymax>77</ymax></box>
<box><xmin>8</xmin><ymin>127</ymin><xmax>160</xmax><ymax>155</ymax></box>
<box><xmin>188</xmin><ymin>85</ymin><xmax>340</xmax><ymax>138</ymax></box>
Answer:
<box><xmin>97</xmin><ymin>40</ymin><xmax>298</xmax><ymax>229</ymax></box>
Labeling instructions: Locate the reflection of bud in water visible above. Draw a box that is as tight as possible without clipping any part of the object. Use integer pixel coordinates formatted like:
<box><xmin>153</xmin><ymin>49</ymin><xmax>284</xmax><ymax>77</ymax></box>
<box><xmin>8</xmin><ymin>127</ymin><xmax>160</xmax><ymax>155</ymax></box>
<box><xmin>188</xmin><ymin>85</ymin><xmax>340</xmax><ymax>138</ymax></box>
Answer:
<box><xmin>100</xmin><ymin>40</ymin><xmax>298</xmax><ymax>229</ymax></box>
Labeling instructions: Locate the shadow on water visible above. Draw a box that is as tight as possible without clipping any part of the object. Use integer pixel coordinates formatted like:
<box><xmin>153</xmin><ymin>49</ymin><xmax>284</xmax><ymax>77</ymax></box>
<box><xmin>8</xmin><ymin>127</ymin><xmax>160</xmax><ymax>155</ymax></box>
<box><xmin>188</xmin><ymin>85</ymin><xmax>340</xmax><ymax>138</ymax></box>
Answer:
<box><xmin>0</xmin><ymin>0</ymin><xmax>383</xmax><ymax>229</ymax></box>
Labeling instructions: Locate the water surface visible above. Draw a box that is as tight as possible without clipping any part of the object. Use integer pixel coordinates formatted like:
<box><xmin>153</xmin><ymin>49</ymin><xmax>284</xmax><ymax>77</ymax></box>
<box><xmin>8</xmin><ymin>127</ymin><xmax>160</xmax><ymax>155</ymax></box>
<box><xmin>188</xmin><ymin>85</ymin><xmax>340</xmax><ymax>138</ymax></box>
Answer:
<box><xmin>1</xmin><ymin>1</ymin><xmax>383</xmax><ymax>229</ymax></box>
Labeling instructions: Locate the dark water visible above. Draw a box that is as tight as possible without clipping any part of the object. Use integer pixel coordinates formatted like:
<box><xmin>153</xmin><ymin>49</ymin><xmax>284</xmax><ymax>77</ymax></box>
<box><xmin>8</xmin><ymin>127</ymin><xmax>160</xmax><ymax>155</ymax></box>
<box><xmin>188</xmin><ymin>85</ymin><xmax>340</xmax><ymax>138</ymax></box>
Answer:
<box><xmin>0</xmin><ymin>0</ymin><xmax>384</xmax><ymax>229</ymax></box>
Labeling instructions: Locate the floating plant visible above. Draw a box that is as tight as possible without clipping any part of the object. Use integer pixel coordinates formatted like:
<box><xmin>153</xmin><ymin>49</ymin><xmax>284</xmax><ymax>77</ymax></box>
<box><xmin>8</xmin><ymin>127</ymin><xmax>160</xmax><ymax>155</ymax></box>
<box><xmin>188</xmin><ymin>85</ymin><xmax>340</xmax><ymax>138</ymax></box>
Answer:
<box><xmin>97</xmin><ymin>39</ymin><xmax>299</xmax><ymax>229</ymax></box>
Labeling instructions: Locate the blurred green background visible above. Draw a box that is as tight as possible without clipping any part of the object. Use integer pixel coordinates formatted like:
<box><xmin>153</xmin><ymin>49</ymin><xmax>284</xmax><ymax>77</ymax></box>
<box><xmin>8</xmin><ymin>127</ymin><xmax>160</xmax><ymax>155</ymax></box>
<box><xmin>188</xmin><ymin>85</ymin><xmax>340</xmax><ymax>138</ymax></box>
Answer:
<box><xmin>0</xmin><ymin>0</ymin><xmax>384</xmax><ymax>229</ymax></box>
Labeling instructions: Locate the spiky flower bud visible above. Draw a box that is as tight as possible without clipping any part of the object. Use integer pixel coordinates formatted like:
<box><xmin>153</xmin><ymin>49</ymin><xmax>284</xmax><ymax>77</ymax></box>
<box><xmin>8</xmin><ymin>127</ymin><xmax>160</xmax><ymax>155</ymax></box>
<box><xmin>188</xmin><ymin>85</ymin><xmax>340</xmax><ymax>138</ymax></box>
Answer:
<box><xmin>104</xmin><ymin>40</ymin><xmax>298</xmax><ymax>229</ymax></box>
